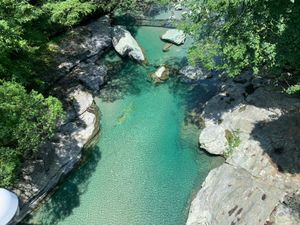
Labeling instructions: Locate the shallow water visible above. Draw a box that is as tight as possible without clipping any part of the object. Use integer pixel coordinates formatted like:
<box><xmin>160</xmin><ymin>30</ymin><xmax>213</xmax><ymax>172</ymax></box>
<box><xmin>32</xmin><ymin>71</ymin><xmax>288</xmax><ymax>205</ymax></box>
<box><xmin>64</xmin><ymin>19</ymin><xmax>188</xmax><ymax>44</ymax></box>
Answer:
<box><xmin>25</xmin><ymin>26</ymin><xmax>222</xmax><ymax>225</ymax></box>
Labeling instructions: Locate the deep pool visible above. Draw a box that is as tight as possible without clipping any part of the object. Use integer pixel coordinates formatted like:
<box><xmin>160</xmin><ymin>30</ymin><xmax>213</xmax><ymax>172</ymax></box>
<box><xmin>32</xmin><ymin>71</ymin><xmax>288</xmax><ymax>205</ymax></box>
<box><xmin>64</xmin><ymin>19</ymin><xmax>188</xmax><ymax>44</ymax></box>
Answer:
<box><xmin>24</xmin><ymin>26</ymin><xmax>222</xmax><ymax>225</ymax></box>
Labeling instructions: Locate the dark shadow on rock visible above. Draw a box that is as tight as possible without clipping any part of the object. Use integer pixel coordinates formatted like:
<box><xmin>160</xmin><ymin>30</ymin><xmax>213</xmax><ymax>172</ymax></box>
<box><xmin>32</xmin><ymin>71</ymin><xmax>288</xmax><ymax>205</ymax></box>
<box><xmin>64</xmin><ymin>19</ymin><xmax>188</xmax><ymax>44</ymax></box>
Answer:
<box><xmin>250</xmin><ymin>113</ymin><xmax>300</xmax><ymax>174</ymax></box>
<box><xmin>21</xmin><ymin>147</ymin><xmax>101</xmax><ymax>225</ymax></box>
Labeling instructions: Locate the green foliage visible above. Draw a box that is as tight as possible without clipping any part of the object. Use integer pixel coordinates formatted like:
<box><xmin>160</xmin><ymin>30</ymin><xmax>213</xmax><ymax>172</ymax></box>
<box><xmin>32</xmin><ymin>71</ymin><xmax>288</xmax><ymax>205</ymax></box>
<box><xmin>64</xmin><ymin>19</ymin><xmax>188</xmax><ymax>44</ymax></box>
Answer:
<box><xmin>0</xmin><ymin>148</ymin><xmax>19</xmax><ymax>187</ymax></box>
<box><xmin>0</xmin><ymin>0</ymin><xmax>138</xmax><ymax>188</ymax></box>
<box><xmin>181</xmin><ymin>0</ymin><xmax>300</xmax><ymax>92</ymax></box>
<box><xmin>0</xmin><ymin>81</ymin><xmax>64</xmax><ymax>187</ymax></box>
<box><xmin>286</xmin><ymin>83</ymin><xmax>300</xmax><ymax>94</ymax></box>
<box><xmin>43</xmin><ymin>0</ymin><xmax>97</xmax><ymax>26</ymax></box>
<box><xmin>224</xmin><ymin>129</ymin><xmax>241</xmax><ymax>159</ymax></box>
<box><xmin>0</xmin><ymin>0</ymin><xmax>139</xmax><ymax>87</ymax></box>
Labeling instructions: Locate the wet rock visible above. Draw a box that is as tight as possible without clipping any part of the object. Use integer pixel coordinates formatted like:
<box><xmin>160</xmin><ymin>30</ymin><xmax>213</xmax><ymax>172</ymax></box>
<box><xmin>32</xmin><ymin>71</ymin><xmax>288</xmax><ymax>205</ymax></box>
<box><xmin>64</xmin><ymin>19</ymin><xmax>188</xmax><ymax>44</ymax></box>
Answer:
<box><xmin>149</xmin><ymin>66</ymin><xmax>169</xmax><ymax>84</ymax></box>
<box><xmin>161</xmin><ymin>29</ymin><xmax>186</xmax><ymax>45</ymax></box>
<box><xmin>112</xmin><ymin>26</ymin><xmax>146</xmax><ymax>63</ymax></box>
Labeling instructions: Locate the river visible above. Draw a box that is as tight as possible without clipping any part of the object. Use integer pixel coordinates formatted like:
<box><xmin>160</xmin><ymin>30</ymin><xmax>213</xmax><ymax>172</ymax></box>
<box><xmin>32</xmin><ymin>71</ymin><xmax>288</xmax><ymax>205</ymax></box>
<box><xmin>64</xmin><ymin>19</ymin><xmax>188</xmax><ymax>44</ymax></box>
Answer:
<box><xmin>24</xmin><ymin>25</ymin><xmax>222</xmax><ymax>225</ymax></box>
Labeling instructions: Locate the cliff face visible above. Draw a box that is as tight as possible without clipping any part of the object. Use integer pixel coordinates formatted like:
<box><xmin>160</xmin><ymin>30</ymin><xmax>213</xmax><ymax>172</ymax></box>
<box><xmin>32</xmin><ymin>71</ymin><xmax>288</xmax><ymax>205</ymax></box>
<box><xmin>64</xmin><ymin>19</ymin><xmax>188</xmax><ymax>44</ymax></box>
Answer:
<box><xmin>187</xmin><ymin>73</ymin><xmax>300</xmax><ymax>225</ymax></box>
<box><xmin>12</xmin><ymin>16</ymin><xmax>113</xmax><ymax>223</ymax></box>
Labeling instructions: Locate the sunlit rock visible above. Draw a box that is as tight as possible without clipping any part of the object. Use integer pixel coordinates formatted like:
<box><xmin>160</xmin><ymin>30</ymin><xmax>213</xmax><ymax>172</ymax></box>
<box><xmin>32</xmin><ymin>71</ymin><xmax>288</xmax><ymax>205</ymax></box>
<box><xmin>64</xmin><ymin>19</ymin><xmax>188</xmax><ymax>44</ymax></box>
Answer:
<box><xmin>161</xmin><ymin>29</ymin><xmax>186</xmax><ymax>45</ymax></box>
<box><xmin>112</xmin><ymin>26</ymin><xmax>146</xmax><ymax>63</ymax></box>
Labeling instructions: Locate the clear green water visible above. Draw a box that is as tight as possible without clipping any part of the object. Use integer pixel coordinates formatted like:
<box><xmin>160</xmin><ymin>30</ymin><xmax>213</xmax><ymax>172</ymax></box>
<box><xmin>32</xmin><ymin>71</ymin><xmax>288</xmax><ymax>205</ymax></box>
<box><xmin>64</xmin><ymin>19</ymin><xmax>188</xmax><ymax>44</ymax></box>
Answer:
<box><xmin>25</xmin><ymin>26</ymin><xmax>222</xmax><ymax>225</ymax></box>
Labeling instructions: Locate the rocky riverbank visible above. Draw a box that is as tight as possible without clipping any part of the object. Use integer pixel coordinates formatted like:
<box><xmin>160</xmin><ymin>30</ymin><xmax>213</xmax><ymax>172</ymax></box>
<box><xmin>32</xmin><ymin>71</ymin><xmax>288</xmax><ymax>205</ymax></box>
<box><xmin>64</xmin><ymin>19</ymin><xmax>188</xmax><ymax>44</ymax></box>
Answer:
<box><xmin>186</xmin><ymin>73</ymin><xmax>300</xmax><ymax>225</ymax></box>
<box><xmin>12</xmin><ymin>16</ymin><xmax>113</xmax><ymax>223</ymax></box>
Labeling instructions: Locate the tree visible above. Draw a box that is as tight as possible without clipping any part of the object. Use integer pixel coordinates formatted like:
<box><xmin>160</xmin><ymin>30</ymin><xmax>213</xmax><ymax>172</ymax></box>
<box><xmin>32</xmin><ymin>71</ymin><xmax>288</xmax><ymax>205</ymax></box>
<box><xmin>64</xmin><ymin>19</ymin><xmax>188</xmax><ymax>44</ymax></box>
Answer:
<box><xmin>180</xmin><ymin>0</ymin><xmax>300</xmax><ymax>93</ymax></box>
<box><xmin>0</xmin><ymin>81</ymin><xmax>64</xmax><ymax>187</ymax></box>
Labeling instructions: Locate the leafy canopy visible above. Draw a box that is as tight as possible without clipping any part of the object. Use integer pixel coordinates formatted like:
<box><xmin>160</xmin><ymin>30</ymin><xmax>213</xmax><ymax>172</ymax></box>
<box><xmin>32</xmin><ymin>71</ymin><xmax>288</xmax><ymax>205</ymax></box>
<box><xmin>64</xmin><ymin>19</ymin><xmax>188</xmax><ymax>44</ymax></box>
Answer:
<box><xmin>0</xmin><ymin>0</ymin><xmax>139</xmax><ymax>187</ymax></box>
<box><xmin>0</xmin><ymin>81</ymin><xmax>64</xmax><ymax>187</ymax></box>
<box><xmin>180</xmin><ymin>0</ymin><xmax>300</xmax><ymax>93</ymax></box>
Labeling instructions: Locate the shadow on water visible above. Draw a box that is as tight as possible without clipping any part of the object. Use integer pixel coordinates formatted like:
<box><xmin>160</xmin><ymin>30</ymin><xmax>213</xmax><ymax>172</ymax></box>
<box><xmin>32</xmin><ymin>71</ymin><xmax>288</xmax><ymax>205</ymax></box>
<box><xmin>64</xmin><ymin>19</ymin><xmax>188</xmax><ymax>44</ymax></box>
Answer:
<box><xmin>21</xmin><ymin>147</ymin><xmax>102</xmax><ymax>225</ymax></box>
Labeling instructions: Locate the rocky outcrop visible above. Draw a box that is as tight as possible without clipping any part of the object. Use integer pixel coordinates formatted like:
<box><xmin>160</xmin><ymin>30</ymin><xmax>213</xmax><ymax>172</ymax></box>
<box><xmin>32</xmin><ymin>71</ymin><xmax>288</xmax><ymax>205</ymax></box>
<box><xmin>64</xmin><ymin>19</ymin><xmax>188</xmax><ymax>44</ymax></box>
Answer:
<box><xmin>112</xmin><ymin>26</ymin><xmax>146</xmax><ymax>63</ymax></box>
<box><xmin>179</xmin><ymin>65</ymin><xmax>212</xmax><ymax>83</ymax></box>
<box><xmin>187</xmin><ymin>74</ymin><xmax>300</xmax><ymax>225</ymax></box>
<box><xmin>12</xmin><ymin>15</ymin><xmax>112</xmax><ymax>223</ymax></box>
<box><xmin>49</xmin><ymin>15</ymin><xmax>112</xmax><ymax>81</ymax></box>
<box><xmin>161</xmin><ymin>29</ymin><xmax>186</xmax><ymax>45</ymax></box>
<box><xmin>13</xmin><ymin>86</ymin><xmax>99</xmax><ymax>223</ymax></box>
<box><xmin>187</xmin><ymin>164</ymin><xmax>285</xmax><ymax>225</ymax></box>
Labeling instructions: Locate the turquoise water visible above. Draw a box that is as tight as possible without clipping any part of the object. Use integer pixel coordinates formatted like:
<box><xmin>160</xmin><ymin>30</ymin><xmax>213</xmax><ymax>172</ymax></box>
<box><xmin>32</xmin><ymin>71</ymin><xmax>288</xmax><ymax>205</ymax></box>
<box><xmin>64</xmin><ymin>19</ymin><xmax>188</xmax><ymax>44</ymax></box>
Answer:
<box><xmin>25</xmin><ymin>26</ymin><xmax>222</xmax><ymax>225</ymax></box>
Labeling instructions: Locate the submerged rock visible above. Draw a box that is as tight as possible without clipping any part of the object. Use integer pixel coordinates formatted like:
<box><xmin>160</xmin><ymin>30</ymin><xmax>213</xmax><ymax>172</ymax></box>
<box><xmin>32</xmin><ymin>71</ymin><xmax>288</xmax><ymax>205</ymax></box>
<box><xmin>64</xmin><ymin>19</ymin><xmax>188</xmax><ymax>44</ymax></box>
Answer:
<box><xmin>161</xmin><ymin>29</ymin><xmax>186</xmax><ymax>45</ymax></box>
<box><xmin>162</xmin><ymin>43</ymin><xmax>173</xmax><ymax>52</ymax></box>
<box><xmin>112</xmin><ymin>26</ymin><xmax>146</xmax><ymax>63</ymax></box>
<box><xmin>149</xmin><ymin>66</ymin><xmax>169</xmax><ymax>84</ymax></box>
<box><xmin>179</xmin><ymin>65</ymin><xmax>212</xmax><ymax>82</ymax></box>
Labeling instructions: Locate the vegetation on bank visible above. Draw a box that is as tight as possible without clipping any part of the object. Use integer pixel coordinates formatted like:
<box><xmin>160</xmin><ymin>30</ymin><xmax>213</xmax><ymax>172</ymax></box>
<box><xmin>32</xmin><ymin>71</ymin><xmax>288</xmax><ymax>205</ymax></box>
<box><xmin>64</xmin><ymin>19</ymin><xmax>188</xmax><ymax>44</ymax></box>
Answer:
<box><xmin>224</xmin><ymin>129</ymin><xmax>241</xmax><ymax>159</ymax></box>
<box><xmin>177</xmin><ymin>0</ymin><xmax>300</xmax><ymax>94</ymax></box>
<box><xmin>0</xmin><ymin>0</ymin><xmax>139</xmax><ymax>188</ymax></box>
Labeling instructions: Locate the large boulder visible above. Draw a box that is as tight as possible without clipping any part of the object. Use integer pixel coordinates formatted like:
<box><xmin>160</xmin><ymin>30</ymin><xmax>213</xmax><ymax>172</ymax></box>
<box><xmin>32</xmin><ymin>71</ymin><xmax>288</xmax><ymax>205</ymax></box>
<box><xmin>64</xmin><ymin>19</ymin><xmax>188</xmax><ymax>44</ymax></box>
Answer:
<box><xmin>161</xmin><ymin>29</ymin><xmax>186</xmax><ymax>45</ymax></box>
<box><xmin>186</xmin><ymin>164</ymin><xmax>285</xmax><ymax>225</ymax></box>
<box><xmin>112</xmin><ymin>26</ymin><xmax>146</xmax><ymax>63</ymax></box>
<box><xmin>187</xmin><ymin>75</ymin><xmax>300</xmax><ymax>225</ymax></box>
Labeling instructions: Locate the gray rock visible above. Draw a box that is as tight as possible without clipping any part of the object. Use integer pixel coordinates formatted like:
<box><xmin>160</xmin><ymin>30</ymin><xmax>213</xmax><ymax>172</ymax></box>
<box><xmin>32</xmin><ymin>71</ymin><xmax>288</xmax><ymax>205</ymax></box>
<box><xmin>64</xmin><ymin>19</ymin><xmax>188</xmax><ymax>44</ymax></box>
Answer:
<box><xmin>199</xmin><ymin>124</ymin><xmax>227</xmax><ymax>155</ymax></box>
<box><xmin>76</xmin><ymin>63</ymin><xmax>108</xmax><ymax>91</ymax></box>
<box><xmin>269</xmin><ymin>192</ymin><xmax>300</xmax><ymax>225</ymax></box>
<box><xmin>68</xmin><ymin>87</ymin><xmax>94</xmax><ymax>115</ymax></box>
<box><xmin>186</xmin><ymin>164</ymin><xmax>285</xmax><ymax>225</ymax></box>
<box><xmin>161</xmin><ymin>29</ymin><xmax>186</xmax><ymax>45</ymax></box>
<box><xmin>112</xmin><ymin>26</ymin><xmax>146</xmax><ymax>63</ymax></box>
<box><xmin>11</xmin><ymin>16</ymin><xmax>107</xmax><ymax>224</ymax></box>
<box><xmin>179</xmin><ymin>65</ymin><xmax>211</xmax><ymax>82</ymax></box>
<box><xmin>13</xmin><ymin>88</ymin><xmax>99</xmax><ymax>222</ymax></box>
<box><xmin>188</xmin><ymin>76</ymin><xmax>300</xmax><ymax>225</ymax></box>
<box><xmin>49</xmin><ymin>15</ymin><xmax>112</xmax><ymax>82</ymax></box>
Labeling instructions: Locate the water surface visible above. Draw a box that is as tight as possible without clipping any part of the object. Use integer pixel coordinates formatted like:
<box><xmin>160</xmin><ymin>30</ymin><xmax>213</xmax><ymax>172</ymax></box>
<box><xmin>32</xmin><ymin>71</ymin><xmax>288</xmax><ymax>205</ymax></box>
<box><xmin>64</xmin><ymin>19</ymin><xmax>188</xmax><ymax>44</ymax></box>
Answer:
<box><xmin>25</xmin><ymin>26</ymin><xmax>222</xmax><ymax>225</ymax></box>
